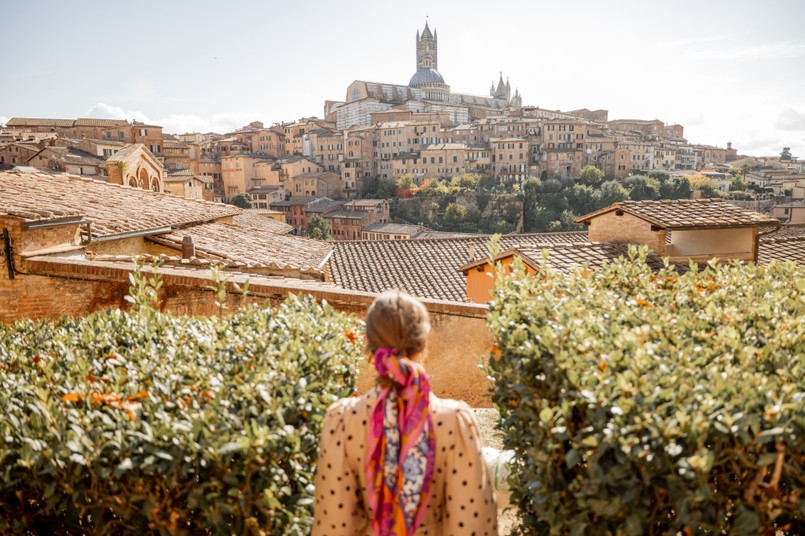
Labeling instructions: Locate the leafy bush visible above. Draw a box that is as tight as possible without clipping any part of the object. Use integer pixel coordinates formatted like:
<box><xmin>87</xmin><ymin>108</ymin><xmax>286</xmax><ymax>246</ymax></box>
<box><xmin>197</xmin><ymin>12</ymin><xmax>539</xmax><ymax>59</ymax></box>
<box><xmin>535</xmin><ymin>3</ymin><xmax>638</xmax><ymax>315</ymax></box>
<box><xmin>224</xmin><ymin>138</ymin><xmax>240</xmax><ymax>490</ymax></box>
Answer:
<box><xmin>488</xmin><ymin>248</ymin><xmax>805</xmax><ymax>535</ymax></box>
<box><xmin>0</xmin><ymin>291</ymin><xmax>363</xmax><ymax>534</ymax></box>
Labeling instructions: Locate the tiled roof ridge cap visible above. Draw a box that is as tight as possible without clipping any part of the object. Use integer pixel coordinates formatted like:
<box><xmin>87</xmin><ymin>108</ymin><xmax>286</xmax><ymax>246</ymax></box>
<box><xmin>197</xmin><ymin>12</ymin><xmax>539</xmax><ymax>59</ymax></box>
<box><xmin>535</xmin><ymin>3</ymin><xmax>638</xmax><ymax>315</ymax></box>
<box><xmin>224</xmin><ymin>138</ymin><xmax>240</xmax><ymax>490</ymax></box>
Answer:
<box><xmin>620</xmin><ymin>198</ymin><xmax>723</xmax><ymax>206</ymax></box>
<box><xmin>516</xmin><ymin>241</ymin><xmax>619</xmax><ymax>251</ymax></box>
<box><xmin>335</xmin><ymin>232</ymin><xmax>588</xmax><ymax>246</ymax></box>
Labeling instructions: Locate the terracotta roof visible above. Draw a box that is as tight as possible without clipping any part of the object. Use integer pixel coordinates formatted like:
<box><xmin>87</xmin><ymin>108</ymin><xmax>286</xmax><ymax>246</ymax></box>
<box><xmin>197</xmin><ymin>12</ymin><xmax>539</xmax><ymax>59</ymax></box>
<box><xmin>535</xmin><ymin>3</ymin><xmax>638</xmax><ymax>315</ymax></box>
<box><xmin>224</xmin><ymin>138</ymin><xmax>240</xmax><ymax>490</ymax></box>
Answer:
<box><xmin>577</xmin><ymin>199</ymin><xmax>780</xmax><ymax>229</ymax></box>
<box><xmin>757</xmin><ymin>236</ymin><xmax>805</xmax><ymax>265</ymax></box>
<box><xmin>325</xmin><ymin>210</ymin><xmax>370</xmax><ymax>220</ymax></box>
<box><xmin>305</xmin><ymin>198</ymin><xmax>343</xmax><ymax>213</ymax></box>
<box><xmin>347</xmin><ymin>199</ymin><xmax>388</xmax><ymax>207</ymax></box>
<box><xmin>106</xmin><ymin>144</ymin><xmax>151</xmax><ymax>162</ymax></box>
<box><xmin>32</xmin><ymin>146</ymin><xmax>104</xmax><ymax>167</ymax></box>
<box><xmin>328</xmin><ymin>233</ymin><xmax>590</xmax><ymax>302</ymax></box>
<box><xmin>498</xmin><ymin>243</ymin><xmax>670</xmax><ymax>274</ymax></box>
<box><xmin>363</xmin><ymin>222</ymin><xmax>424</xmax><ymax>235</ymax></box>
<box><xmin>412</xmin><ymin>230</ymin><xmax>483</xmax><ymax>239</ymax></box>
<box><xmin>147</xmin><ymin>223</ymin><xmax>332</xmax><ymax>273</ymax></box>
<box><xmin>7</xmin><ymin>118</ymin><xmax>75</xmax><ymax>127</ymax></box>
<box><xmin>231</xmin><ymin>213</ymin><xmax>294</xmax><ymax>234</ymax></box>
<box><xmin>165</xmin><ymin>169</ymin><xmax>195</xmax><ymax>178</ymax></box>
<box><xmin>762</xmin><ymin>223</ymin><xmax>805</xmax><ymax>240</ymax></box>
<box><xmin>0</xmin><ymin>170</ymin><xmax>240</xmax><ymax>237</ymax></box>
<box><xmin>74</xmin><ymin>118</ymin><xmax>129</xmax><ymax>127</ymax></box>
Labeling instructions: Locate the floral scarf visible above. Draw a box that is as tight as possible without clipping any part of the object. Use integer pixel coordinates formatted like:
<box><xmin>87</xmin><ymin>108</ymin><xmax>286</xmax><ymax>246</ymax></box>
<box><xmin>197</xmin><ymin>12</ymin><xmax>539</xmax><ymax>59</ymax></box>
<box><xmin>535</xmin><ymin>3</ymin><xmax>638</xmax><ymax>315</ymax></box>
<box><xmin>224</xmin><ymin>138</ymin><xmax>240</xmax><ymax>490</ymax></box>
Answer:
<box><xmin>366</xmin><ymin>347</ymin><xmax>435</xmax><ymax>536</ymax></box>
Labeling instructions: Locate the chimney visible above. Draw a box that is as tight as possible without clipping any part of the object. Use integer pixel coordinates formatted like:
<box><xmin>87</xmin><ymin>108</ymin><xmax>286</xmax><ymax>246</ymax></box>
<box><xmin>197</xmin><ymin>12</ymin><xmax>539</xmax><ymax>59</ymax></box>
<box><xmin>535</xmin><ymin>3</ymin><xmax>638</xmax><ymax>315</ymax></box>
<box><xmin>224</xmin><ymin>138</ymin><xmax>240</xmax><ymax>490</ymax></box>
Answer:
<box><xmin>182</xmin><ymin>235</ymin><xmax>195</xmax><ymax>260</ymax></box>
<box><xmin>468</xmin><ymin>242</ymin><xmax>476</xmax><ymax>263</ymax></box>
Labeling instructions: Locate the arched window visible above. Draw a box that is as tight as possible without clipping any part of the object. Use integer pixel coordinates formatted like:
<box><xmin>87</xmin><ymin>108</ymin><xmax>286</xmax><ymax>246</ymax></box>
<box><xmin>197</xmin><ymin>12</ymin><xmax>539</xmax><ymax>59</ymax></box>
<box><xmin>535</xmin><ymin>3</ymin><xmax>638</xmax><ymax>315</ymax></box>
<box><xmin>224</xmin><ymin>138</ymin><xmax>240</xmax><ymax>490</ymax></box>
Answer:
<box><xmin>138</xmin><ymin>168</ymin><xmax>149</xmax><ymax>189</ymax></box>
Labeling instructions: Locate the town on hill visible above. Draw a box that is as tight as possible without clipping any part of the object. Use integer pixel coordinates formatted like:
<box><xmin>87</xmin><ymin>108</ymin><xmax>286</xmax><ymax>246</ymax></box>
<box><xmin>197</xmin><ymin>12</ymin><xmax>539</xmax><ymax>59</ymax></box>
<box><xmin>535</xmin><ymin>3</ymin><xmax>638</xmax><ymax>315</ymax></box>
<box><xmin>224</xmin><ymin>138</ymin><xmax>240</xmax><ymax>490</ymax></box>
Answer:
<box><xmin>1</xmin><ymin>20</ymin><xmax>804</xmax><ymax>536</ymax></box>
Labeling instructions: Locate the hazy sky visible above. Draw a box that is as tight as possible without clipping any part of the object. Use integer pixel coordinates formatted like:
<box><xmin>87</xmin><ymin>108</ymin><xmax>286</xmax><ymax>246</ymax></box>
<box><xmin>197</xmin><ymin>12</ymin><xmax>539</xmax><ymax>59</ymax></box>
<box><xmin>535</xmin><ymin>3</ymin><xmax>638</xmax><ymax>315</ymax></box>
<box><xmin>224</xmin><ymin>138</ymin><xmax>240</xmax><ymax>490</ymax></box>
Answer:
<box><xmin>2</xmin><ymin>0</ymin><xmax>803</xmax><ymax>157</ymax></box>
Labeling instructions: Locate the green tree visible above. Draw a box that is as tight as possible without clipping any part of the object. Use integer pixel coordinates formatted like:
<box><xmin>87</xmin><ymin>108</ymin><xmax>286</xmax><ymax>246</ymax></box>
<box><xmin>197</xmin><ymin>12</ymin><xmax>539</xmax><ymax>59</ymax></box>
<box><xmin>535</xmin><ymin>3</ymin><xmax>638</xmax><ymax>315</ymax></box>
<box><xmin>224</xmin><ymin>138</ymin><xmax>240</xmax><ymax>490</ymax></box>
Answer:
<box><xmin>566</xmin><ymin>184</ymin><xmax>602</xmax><ymax>216</ymax></box>
<box><xmin>669</xmin><ymin>177</ymin><xmax>692</xmax><ymax>199</ymax></box>
<box><xmin>478</xmin><ymin>173</ymin><xmax>497</xmax><ymax>190</ymax></box>
<box><xmin>522</xmin><ymin>178</ymin><xmax>541</xmax><ymax>232</ymax></box>
<box><xmin>699</xmin><ymin>182</ymin><xmax>722</xmax><ymax>198</ymax></box>
<box><xmin>443</xmin><ymin>203</ymin><xmax>469</xmax><ymax>229</ymax></box>
<box><xmin>781</xmin><ymin>147</ymin><xmax>792</xmax><ymax>161</ymax></box>
<box><xmin>578</xmin><ymin>165</ymin><xmax>605</xmax><ymax>187</ymax></box>
<box><xmin>395</xmin><ymin>174</ymin><xmax>416</xmax><ymax>197</ymax></box>
<box><xmin>730</xmin><ymin>175</ymin><xmax>748</xmax><ymax>192</ymax></box>
<box><xmin>600</xmin><ymin>180</ymin><xmax>631</xmax><ymax>207</ymax></box>
<box><xmin>378</xmin><ymin>180</ymin><xmax>397</xmax><ymax>198</ymax></box>
<box><xmin>228</xmin><ymin>192</ymin><xmax>253</xmax><ymax>209</ymax></box>
<box><xmin>305</xmin><ymin>215</ymin><xmax>331</xmax><ymax>240</ymax></box>
<box><xmin>648</xmin><ymin>170</ymin><xmax>670</xmax><ymax>182</ymax></box>
<box><xmin>625</xmin><ymin>175</ymin><xmax>660</xmax><ymax>201</ymax></box>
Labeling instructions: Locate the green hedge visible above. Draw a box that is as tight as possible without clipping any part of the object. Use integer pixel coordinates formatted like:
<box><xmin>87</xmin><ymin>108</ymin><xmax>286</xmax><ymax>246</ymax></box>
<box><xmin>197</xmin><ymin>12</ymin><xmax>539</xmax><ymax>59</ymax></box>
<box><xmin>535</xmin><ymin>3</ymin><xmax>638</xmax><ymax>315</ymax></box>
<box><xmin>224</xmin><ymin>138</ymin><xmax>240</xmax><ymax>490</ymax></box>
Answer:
<box><xmin>488</xmin><ymin>248</ymin><xmax>805</xmax><ymax>535</ymax></box>
<box><xmin>0</xmin><ymin>294</ymin><xmax>363</xmax><ymax>535</ymax></box>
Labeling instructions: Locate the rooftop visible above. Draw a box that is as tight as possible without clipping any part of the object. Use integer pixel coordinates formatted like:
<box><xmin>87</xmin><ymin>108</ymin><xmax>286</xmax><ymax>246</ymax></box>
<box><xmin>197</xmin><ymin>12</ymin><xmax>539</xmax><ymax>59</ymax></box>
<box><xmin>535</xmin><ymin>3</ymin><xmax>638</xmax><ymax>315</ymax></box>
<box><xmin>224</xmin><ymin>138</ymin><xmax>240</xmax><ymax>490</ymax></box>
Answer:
<box><xmin>0</xmin><ymin>170</ymin><xmax>240</xmax><ymax>238</ymax></box>
<box><xmin>231</xmin><ymin>212</ymin><xmax>294</xmax><ymax>234</ymax></box>
<box><xmin>757</xmin><ymin>236</ymin><xmax>805</xmax><ymax>265</ymax></box>
<box><xmin>328</xmin><ymin>232</ymin><xmax>589</xmax><ymax>302</ymax></box>
<box><xmin>577</xmin><ymin>199</ymin><xmax>780</xmax><ymax>230</ymax></box>
<box><xmin>147</xmin><ymin>222</ymin><xmax>332</xmax><ymax>274</ymax></box>
<box><xmin>463</xmin><ymin>243</ymin><xmax>670</xmax><ymax>274</ymax></box>
<box><xmin>362</xmin><ymin>222</ymin><xmax>424</xmax><ymax>235</ymax></box>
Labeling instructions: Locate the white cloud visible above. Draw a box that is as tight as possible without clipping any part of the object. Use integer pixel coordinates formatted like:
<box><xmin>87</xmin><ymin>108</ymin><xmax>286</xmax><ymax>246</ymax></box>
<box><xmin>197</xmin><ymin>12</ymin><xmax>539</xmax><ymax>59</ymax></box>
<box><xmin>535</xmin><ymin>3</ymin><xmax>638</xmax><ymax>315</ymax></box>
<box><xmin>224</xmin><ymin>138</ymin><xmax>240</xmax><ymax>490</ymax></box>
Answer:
<box><xmin>85</xmin><ymin>103</ymin><xmax>258</xmax><ymax>134</ymax></box>
<box><xmin>86</xmin><ymin>103</ymin><xmax>151</xmax><ymax>123</ymax></box>
<box><xmin>775</xmin><ymin>107</ymin><xmax>805</xmax><ymax>131</ymax></box>
<box><xmin>0</xmin><ymin>114</ymin><xmax>9</xmax><ymax>127</ymax></box>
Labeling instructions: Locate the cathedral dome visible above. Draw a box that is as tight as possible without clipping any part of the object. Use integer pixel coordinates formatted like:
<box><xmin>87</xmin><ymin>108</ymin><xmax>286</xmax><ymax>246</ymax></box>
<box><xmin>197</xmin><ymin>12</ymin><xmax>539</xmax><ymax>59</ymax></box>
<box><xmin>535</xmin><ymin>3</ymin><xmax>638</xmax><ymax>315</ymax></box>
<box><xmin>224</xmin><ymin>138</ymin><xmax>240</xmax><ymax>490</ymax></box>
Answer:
<box><xmin>409</xmin><ymin>67</ymin><xmax>446</xmax><ymax>87</ymax></box>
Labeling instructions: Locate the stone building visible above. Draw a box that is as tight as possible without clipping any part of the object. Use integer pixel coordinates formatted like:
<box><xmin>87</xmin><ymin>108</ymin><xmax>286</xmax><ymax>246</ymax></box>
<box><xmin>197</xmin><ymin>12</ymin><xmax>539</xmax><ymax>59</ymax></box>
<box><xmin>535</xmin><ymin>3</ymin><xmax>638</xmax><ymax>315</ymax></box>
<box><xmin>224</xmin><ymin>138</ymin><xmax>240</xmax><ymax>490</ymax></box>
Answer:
<box><xmin>26</xmin><ymin>146</ymin><xmax>106</xmax><ymax>177</ymax></box>
<box><xmin>332</xmin><ymin>23</ymin><xmax>522</xmax><ymax>130</ymax></box>
<box><xmin>0</xmin><ymin>142</ymin><xmax>42</xmax><ymax>167</ymax></box>
<box><xmin>106</xmin><ymin>144</ymin><xmax>164</xmax><ymax>192</ymax></box>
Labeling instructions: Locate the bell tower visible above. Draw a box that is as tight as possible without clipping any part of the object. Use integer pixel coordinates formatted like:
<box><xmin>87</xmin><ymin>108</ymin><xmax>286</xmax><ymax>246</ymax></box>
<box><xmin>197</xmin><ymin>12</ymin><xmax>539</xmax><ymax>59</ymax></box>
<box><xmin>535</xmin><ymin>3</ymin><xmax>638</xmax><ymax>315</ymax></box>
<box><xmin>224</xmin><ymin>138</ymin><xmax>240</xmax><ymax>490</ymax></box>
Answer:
<box><xmin>416</xmin><ymin>22</ymin><xmax>438</xmax><ymax>71</ymax></box>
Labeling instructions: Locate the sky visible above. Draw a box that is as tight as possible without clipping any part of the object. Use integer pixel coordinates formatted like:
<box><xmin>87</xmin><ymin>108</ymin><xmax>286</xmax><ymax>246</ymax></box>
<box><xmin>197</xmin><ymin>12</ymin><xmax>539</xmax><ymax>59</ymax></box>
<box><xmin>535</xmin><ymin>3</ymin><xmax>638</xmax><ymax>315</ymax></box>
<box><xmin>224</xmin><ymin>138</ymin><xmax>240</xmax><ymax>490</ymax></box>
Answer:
<box><xmin>1</xmin><ymin>0</ymin><xmax>804</xmax><ymax>157</ymax></box>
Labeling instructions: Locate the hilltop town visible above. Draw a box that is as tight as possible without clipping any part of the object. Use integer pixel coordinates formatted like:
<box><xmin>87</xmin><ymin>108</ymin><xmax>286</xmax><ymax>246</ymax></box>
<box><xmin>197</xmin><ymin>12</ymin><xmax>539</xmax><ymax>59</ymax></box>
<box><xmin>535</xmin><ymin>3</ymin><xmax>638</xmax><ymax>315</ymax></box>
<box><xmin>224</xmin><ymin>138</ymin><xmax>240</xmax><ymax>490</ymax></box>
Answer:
<box><xmin>1</xmin><ymin>21</ymin><xmax>804</xmax><ymax>535</ymax></box>
<box><xmin>2</xmin><ymin>23</ymin><xmax>804</xmax><ymax>236</ymax></box>
<box><xmin>2</xmin><ymin>23</ymin><xmax>804</xmax><ymax>318</ymax></box>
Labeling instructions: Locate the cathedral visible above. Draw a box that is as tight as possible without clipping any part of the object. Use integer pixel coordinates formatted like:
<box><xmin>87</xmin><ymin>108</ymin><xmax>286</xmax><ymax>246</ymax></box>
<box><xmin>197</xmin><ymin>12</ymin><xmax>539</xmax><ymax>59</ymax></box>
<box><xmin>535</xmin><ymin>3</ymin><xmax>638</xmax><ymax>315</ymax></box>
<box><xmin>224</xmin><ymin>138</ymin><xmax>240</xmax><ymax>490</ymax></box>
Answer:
<box><xmin>332</xmin><ymin>22</ymin><xmax>522</xmax><ymax>130</ymax></box>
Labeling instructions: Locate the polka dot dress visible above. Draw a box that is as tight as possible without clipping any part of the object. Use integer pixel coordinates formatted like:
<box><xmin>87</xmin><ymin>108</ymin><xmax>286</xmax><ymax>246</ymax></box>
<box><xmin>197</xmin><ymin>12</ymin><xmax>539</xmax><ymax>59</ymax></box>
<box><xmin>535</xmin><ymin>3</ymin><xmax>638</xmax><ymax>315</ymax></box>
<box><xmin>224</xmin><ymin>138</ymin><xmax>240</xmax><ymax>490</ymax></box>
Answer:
<box><xmin>313</xmin><ymin>390</ymin><xmax>498</xmax><ymax>535</ymax></box>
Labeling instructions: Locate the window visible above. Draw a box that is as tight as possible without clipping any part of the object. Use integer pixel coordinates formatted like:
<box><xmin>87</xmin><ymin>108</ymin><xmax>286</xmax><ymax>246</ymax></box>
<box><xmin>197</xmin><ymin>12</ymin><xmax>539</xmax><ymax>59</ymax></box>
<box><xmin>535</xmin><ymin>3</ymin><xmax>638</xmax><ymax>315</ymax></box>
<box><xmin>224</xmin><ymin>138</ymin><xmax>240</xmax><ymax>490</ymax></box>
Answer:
<box><xmin>139</xmin><ymin>128</ymin><xmax>148</xmax><ymax>136</ymax></box>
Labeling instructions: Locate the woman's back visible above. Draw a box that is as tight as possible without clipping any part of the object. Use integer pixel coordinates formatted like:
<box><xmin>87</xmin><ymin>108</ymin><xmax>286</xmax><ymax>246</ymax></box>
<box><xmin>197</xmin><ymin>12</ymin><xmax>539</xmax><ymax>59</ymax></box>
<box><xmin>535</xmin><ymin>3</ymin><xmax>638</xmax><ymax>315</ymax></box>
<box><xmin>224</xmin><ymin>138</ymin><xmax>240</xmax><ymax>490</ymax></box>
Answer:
<box><xmin>313</xmin><ymin>389</ymin><xmax>497</xmax><ymax>536</ymax></box>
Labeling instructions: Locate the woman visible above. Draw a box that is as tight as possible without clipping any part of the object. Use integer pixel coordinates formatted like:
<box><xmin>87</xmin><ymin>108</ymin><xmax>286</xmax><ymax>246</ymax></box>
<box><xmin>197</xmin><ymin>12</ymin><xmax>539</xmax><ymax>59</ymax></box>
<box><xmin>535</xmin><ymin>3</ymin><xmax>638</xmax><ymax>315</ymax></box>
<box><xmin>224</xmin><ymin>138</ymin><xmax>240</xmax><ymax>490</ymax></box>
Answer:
<box><xmin>313</xmin><ymin>290</ymin><xmax>498</xmax><ymax>535</ymax></box>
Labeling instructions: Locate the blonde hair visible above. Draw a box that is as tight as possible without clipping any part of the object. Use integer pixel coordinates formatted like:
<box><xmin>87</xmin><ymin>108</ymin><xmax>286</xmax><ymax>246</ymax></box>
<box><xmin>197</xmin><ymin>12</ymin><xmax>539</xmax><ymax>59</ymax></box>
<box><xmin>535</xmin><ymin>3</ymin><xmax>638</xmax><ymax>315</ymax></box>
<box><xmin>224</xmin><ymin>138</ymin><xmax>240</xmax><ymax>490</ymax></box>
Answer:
<box><xmin>365</xmin><ymin>289</ymin><xmax>431</xmax><ymax>357</ymax></box>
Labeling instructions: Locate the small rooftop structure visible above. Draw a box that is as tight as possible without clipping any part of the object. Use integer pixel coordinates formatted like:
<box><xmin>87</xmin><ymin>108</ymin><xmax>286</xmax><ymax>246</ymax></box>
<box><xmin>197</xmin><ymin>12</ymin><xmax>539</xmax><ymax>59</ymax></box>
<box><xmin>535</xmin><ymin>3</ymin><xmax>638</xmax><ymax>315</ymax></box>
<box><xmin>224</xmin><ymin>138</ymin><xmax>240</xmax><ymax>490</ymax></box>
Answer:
<box><xmin>576</xmin><ymin>199</ymin><xmax>780</xmax><ymax>263</ymax></box>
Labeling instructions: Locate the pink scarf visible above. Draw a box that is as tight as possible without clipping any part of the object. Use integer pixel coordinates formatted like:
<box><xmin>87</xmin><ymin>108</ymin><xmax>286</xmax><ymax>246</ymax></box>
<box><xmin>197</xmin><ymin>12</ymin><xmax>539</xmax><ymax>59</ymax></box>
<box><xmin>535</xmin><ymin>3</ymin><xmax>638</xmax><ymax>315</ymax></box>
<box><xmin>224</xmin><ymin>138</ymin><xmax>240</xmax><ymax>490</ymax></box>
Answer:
<box><xmin>366</xmin><ymin>347</ymin><xmax>435</xmax><ymax>535</ymax></box>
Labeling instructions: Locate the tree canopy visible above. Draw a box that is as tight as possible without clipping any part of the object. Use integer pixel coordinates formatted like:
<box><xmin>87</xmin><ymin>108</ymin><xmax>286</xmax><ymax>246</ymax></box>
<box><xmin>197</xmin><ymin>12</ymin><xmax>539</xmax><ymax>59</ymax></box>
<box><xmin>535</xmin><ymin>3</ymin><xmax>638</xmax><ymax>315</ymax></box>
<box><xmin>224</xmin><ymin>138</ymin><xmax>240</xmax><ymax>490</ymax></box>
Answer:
<box><xmin>305</xmin><ymin>215</ymin><xmax>331</xmax><ymax>241</ymax></box>
<box><xmin>228</xmin><ymin>193</ymin><xmax>253</xmax><ymax>209</ymax></box>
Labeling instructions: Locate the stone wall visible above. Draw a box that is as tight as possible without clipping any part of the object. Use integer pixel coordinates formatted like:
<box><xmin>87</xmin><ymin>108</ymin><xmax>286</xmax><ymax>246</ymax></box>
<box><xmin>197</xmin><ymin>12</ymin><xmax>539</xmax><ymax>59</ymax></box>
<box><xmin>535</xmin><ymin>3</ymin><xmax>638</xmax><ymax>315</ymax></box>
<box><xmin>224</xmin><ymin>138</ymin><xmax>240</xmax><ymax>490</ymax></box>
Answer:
<box><xmin>586</xmin><ymin>211</ymin><xmax>667</xmax><ymax>253</ymax></box>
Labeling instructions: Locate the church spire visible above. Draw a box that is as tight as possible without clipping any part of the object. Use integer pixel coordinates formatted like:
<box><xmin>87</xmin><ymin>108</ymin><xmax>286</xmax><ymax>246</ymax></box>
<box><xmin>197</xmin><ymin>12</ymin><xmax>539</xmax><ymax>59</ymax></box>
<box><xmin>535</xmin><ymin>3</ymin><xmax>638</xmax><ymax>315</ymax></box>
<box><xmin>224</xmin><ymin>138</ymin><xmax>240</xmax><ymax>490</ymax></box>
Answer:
<box><xmin>416</xmin><ymin>21</ymin><xmax>438</xmax><ymax>71</ymax></box>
